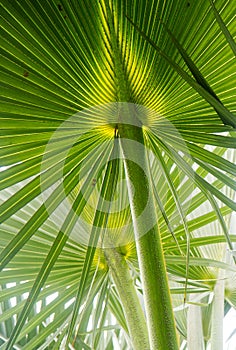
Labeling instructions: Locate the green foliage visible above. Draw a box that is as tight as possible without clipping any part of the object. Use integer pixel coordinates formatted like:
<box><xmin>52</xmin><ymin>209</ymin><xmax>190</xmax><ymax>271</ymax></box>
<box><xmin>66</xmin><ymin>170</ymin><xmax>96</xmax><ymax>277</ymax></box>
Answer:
<box><xmin>0</xmin><ymin>0</ymin><xmax>235</xmax><ymax>349</ymax></box>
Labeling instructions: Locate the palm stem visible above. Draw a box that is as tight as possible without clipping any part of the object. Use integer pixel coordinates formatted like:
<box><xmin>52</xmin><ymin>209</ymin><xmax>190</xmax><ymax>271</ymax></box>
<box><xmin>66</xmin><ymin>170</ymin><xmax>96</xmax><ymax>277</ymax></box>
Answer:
<box><xmin>118</xmin><ymin>119</ymin><xmax>179</xmax><ymax>349</ymax></box>
<box><xmin>104</xmin><ymin>244</ymin><xmax>150</xmax><ymax>350</ymax></box>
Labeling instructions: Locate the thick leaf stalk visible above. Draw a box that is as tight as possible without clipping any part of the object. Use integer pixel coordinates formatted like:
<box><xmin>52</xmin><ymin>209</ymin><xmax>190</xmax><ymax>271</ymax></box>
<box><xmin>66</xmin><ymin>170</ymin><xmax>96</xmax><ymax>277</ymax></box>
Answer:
<box><xmin>104</xmin><ymin>243</ymin><xmax>150</xmax><ymax>350</ymax></box>
<box><xmin>118</xmin><ymin>119</ymin><xmax>179</xmax><ymax>350</ymax></box>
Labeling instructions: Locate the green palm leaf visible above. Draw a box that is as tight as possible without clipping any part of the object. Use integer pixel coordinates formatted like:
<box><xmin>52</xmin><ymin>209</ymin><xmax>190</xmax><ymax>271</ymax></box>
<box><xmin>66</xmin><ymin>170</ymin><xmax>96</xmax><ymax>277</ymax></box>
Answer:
<box><xmin>1</xmin><ymin>0</ymin><xmax>236</xmax><ymax>348</ymax></box>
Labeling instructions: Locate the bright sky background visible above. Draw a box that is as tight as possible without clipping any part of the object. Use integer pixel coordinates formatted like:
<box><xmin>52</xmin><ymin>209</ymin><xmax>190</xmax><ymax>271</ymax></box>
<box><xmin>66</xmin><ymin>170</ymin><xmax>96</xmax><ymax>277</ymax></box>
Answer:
<box><xmin>223</xmin><ymin>308</ymin><xmax>236</xmax><ymax>350</ymax></box>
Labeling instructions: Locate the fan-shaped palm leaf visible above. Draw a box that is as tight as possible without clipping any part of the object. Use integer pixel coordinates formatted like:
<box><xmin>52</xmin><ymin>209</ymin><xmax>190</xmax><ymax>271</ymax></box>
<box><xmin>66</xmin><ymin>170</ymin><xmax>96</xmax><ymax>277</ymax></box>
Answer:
<box><xmin>0</xmin><ymin>0</ymin><xmax>236</xmax><ymax>349</ymax></box>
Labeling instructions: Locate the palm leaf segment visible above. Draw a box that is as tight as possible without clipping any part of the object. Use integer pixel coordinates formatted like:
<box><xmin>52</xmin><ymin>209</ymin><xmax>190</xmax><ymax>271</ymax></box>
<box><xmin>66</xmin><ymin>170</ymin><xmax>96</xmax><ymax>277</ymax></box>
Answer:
<box><xmin>0</xmin><ymin>0</ymin><xmax>236</xmax><ymax>348</ymax></box>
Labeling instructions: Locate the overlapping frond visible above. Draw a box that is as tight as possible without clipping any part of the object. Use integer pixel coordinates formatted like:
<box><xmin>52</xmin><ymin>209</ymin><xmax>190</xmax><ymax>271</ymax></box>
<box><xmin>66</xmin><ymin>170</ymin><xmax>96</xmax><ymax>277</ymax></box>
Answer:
<box><xmin>0</xmin><ymin>0</ymin><xmax>236</xmax><ymax>348</ymax></box>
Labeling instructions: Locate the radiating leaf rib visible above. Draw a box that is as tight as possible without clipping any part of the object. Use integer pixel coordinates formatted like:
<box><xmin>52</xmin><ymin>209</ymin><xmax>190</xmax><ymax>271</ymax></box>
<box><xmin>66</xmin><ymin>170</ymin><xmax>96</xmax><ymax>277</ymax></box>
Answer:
<box><xmin>191</xmin><ymin>158</ymin><xmax>236</xmax><ymax>191</ymax></box>
<box><xmin>108</xmin><ymin>287</ymin><xmax>128</xmax><ymax>334</ymax></box>
<box><xmin>209</xmin><ymin>0</ymin><xmax>236</xmax><ymax>57</ymax></box>
<box><xmin>22</xmin><ymin>310</ymin><xmax>72</xmax><ymax>350</ymax></box>
<box><xmin>127</xmin><ymin>17</ymin><xmax>236</xmax><ymax>128</ymax></box>
<box><xmin>159</xmin><ymin>17</ymin><xmax>221</xmax><ymax>101</ymax></box>
<box><xmin>152</xmin><ymin>127</ymin><xmax>236</xmax><ymax>177</ymax></box>
<box><xmin>147</xmin><ymin>136</ymin><xmax>191</xmax><ymax>300</ymax></box>
<box><xmin>0</xmin><ymin>137</ymin><xmax>112</xmax><ymax>270</ymax></box>
<box><xmin>185</xmin><ymin>144</ymin><xmax>236</xmax><ymax>177</ymax></box>
<box><xmin>150</xmin><ymin>173</ymin><xmax>183</xmax><ymax>254</ymax></box>
<box><xmin>167</xmin><ymin>235</ymin><xmax>236</xmax><ymax>252</ymax></box>
<box><xmin>90</xmin><ymin>279</ymin><xmax>109</xmax><ymax>348</ymax></box>
<box><xmin>146</xmin><ymin>140</ymin><xmax>235</xmax><ymax>260</ymax></box>
<box><xmin>207</xmin><ymin>195</ymin><xmax>235</xmax><ymax>254</ymax></box>
<box><xmin>66</xmin><ymin>137</ymin><xmax>120</xmax><ymax>345</ymax></box>
<box><xmin>179</xmin><ymin>132</ymin><xmax>236</xmax><ymax>148</ymax></box>
<box><xmin>4</xmin><ymin>150</ymin><xmax>111</xmax><ymax>349</ymax></box>
<box><xmin>1</xmin><ymin>0</ymin><xmax>114</xmax><ymax>108</ymax></box>
<box><xmin>166</xmin><ymin>207</ymin><xmax>231</xmax><ymax>244</ymax></box>
<box><xmin>20</xmin><ymin>275</ymin><xmax>107</xmax><ymax>349</ymax></box>
<box><xmin>1</xmin><ymin>3</ymin><xmax>87</xmax><ymax>92</ymax></box>
<box><xmin>166</xmin><ymin>256</ymin><xmax>236</xmax><ymax>273</ymax></box>
<box><xmin>4</xmin><ymin>233</ymin><xmax>68</xmax><ymax>349</ymax></box>
<box><xmin>148</xmin><ymin>133</ymin><xmax>236</xmax><ymax>211</ymax></box>
<box><xmin>0</xmin><ymin>133</ymin><xmax>106</xmax><ymax>222</ymax></box>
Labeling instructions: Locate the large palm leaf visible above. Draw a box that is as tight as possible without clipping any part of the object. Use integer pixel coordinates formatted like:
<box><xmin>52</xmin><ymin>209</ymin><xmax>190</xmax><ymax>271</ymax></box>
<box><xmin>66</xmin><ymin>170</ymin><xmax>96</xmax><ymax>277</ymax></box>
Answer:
<box><xmin>0</xmin><ymin>0</ymin><xmax>236</xmax><ymax>349</ymax></box>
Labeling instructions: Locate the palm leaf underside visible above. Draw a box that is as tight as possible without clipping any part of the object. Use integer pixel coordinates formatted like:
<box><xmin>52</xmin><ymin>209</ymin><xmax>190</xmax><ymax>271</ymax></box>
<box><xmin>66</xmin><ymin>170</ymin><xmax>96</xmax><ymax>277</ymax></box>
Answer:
<box><xmin>0</xmin><ymin>0</ymin><xmax>236</xmax><ymax>349</ymax></box>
